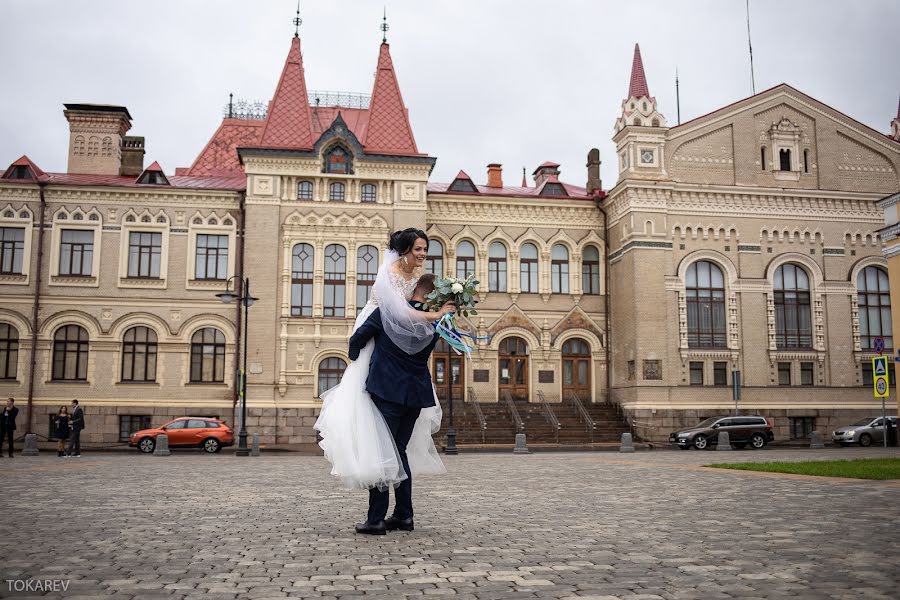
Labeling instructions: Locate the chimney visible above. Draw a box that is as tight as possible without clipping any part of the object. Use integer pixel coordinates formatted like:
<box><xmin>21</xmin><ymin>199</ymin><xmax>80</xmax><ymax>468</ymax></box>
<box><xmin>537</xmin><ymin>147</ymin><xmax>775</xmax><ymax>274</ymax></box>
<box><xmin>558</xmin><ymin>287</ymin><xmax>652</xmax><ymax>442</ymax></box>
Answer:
<box><xmin>120</xmin><ymin>136</ymin><xmax>145</xmax><ymax>176</ymax></box>
<box><xmin>63</xmin><ymin>103</ymin><xmax>132</xmax><ymax>175</ymax></box>
<box><xmin>586</xmin><ymin>148</ymin><xmax>602</xmax><ymax>194</ymax></box>
<box><xmin>532</xmin><ymin>161</ymin><xmax>561</xmax><ymax>187</ymax></box>
<box><xmin>486</xmin><ymin>163</ymin><xmax>503</xmax><ymax>188</ymax></box>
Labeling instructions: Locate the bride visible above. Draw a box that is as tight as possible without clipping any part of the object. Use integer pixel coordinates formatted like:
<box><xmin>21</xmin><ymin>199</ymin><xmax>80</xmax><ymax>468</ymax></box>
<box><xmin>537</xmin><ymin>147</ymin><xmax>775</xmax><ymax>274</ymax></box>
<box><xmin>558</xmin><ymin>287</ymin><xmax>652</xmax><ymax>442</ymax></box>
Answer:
<box><xmin>314</xmin><ymin>228</ymin><xmax>454</xmax><ymax>491</ymax></box>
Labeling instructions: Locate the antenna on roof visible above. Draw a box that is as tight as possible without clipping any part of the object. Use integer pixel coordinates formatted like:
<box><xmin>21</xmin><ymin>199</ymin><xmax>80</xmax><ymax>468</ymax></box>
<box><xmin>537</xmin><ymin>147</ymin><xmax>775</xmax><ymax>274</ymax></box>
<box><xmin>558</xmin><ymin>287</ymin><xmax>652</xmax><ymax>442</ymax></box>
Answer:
<box><xmin>228</xmin><ymin>93</ymin><xmax>234</xmax><ymax>119</ymax></box>
<box><xmin>746</xmin><ymin>0</ymin><xmax>756</xmax><ymax>95</ymax></box>
<box><xmin>381</xmin><ymin>6</ymin><xmax>390</xmax><ymax>43</ymax></box>
<box><xmin>293</xmin><ymin>0</ymin><xmax>302</xmax><ymax>38</ymax></box>
<box><xmin>675</xmin><ymin>68</ymin><xmax>681</xmax><ymax>125</ymax></box>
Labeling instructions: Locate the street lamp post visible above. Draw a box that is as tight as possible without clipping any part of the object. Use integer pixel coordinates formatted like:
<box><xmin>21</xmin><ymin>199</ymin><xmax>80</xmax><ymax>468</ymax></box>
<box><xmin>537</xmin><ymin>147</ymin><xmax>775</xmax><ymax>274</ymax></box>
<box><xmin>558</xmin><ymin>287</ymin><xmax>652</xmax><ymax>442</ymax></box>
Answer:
<box><xmin>445</xmin><ymin>360</ymin><xmax>458</xmax><ymax>455</ymax></box>
<box><xmin>216</xmin><ymin>276</ymin><xmax>258</xmax><ymax>457</ymax></box>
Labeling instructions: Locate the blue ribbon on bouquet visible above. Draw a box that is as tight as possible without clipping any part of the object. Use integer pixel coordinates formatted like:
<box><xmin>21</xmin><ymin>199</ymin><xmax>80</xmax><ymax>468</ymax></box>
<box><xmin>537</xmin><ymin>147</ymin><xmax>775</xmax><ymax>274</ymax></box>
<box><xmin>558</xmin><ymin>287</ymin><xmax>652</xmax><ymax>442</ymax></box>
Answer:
<box><xmin>434</xmin><ymin>313</ymin><xmax>490</xmax><ymax>355</ymax></box>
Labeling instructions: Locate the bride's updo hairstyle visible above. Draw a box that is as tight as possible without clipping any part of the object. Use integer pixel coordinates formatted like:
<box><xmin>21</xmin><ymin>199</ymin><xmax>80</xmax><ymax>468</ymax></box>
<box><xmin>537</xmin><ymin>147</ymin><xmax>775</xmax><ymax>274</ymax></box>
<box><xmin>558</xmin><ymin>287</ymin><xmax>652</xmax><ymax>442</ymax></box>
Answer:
<box><xmin>389</xmin><ymin>228</ymin><xmax>428</xmax><ymax>255</ymax></box>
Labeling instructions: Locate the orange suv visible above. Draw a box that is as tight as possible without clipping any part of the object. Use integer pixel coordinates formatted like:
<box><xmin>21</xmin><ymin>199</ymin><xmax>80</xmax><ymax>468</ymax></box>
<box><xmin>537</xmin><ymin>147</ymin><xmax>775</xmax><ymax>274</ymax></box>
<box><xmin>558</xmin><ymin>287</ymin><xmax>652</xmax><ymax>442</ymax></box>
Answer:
<box><xmin>129</xmin><ymin>417</ymin><xmax>234</xmax><ymax>454</ymax></box>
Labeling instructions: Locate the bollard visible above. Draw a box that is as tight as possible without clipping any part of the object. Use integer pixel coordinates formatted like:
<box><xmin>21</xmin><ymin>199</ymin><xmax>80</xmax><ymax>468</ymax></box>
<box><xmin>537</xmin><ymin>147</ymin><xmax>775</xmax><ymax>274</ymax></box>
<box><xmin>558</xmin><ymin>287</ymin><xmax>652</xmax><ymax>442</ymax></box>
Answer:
<box><xmin>809</xmin><ymin>431</ymin><xmax>825</xmax><ymax>449</ymax></box>
<box><xmin>250</xmin><ymin>433</ymin><xmax>260</xmax><ymax>457</ymax></box>
<box><xmin>619</xmin><ymin>432</ymin><xmax>635</xmax><ymax>453</ymax></box>
<box><xmin>717</xmin><ymin>430</ymin><xmax>733</xmax><ymax>451</ymax></box>
<box><xmin>513</xmin><ymin>432</ymin><xmax>530</xmax><ymax>454</ymax></box>
<box><xmin>153</xmin><ymin>434</ymin><xmax>171</xmax><ymax>456</ymax></box>
<box><xmin>21</xmin><ymin>433</ymin><xmax>39</xmax><ymax>456</ymax></box>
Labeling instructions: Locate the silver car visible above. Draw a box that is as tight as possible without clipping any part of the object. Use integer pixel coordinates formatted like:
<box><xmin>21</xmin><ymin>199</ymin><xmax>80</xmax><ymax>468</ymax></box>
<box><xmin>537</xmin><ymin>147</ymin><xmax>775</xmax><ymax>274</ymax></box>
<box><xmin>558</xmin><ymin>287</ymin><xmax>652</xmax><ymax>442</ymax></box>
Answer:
<box><xmin>832</xmin><ymin>416</ymin><xmax>898</xmax><ymax>447</ymax></box>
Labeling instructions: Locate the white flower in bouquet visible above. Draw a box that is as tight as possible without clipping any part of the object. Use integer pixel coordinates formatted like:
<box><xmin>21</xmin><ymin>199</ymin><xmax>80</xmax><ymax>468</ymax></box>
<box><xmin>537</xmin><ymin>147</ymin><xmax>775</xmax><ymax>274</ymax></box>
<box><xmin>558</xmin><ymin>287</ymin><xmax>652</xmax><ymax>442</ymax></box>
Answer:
<box><xmin>451</xmin><ymin>282</ymin><xmax>464</xmax><ymax>294</ymax></box>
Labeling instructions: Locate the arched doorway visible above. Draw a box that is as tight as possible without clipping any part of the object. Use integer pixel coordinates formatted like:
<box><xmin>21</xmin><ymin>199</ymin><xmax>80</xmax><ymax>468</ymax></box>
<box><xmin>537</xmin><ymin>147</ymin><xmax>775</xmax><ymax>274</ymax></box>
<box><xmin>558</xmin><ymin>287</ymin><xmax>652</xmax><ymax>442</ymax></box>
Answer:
<box><xmin>562</xmin><ymin>338</ymin><xmax>591</xmax><ymax>400</ymax></box>
<box><xmin>432</xmin><ymin>339</ymin><xmax>464</xmax><ymax>403</ymax></box>
<box><xmin>498</xmin><ymin>336</ymin><xmax>529</xmax><ymax>401</ymax></box>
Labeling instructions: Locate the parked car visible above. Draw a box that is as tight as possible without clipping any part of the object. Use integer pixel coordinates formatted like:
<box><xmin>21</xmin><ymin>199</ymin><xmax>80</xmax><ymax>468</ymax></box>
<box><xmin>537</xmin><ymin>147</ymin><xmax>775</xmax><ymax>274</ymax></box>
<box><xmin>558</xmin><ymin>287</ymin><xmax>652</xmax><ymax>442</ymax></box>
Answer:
<box><xmin>129</xmin><ymin>417</ymin><xmax>234</xmax><ymax>454</ymax></box>
<box><xmin>669</xmin><ymin>415</ymin><xmax>774</xmax><ymax>450</ymax></box>
<box><xmin>831</xmin><ymin>416</ymin><xmax>898</xmax><ymax>447</ymax></box>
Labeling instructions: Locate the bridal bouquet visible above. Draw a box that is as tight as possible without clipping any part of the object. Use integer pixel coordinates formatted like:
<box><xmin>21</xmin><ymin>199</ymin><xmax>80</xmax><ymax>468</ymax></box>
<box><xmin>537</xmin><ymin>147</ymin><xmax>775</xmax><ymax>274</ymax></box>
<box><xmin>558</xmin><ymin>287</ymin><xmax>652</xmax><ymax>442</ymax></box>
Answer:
<box><xmin>425</xmin><ymin>274</ymin><xmax>482</xmax><ymax>354</ymax></box>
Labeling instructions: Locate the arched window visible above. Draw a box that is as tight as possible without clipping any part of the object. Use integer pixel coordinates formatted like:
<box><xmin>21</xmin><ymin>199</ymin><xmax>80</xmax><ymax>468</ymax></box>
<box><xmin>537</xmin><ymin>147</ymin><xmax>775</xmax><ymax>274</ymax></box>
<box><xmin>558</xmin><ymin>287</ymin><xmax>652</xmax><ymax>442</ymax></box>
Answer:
<box><xmin>291</xmin><ymin>244</ymin><xmax>314</xmax><ymax>317</ymax></box>
<box><xmin>74</xmin><ymin>135</ymin><xmax>85</xmax><ymax>156</ymax></box>
<box><xmin>774</xmin><ymin>263</ymin><xmax>812</xmax><ymax>349</ymax></box>
<box><xmin>356</xmin><ymin>245</ymin><xmax>379</xmax><ymax>310</ymax></box>
<box><xmin>686</xmin><ymin>260</ymin><xmax>727</xmax><ymax>348</ymax></box>
<box><xmin>0</xmin><ymin>323</ymin><xmax>18</xmax><ymax>380</ymax></box>
<box><xmin>456</xmin><ymin>240</ymin><xmax>475</xmax><ymax>279</ymax></box>
<box><xmin>324</xmin><ymin>244</ymin><xmax>346</xmax><ymax>317</ymax></box>
<box><xmin>121</xmin><ymin>326</ymin><xmax>158</xmax><ymax>382</ymax></box>
<box><xmin>52</xmin><ymin>325</ymin><xmax>89</xmax><ymax>381</ymax></box>
<box><xmin>318</xmin><ymin>357</ymin><xmax>347</xmax><ymax>396</ymax></box>
<box><xmin>329</xmin><ymin>182</ymin><xmax>345</xmax><ymax>202</ymax></box>
<box><xmin>858</xmin><ymin>266</ymin><xmax>892</xmax><ymax>350</ymax></box>
<box><xmin>779</xmin><ymin>148</ymin><xmax>791</xmax><ymax>172</ymax></box>
<box><xmin>551</xmin><ymin>244</ymin><xmax>569</xmax><ymax>293</ymax></box>
<box><xmin>190</xmin><ymin>328</ymin><xmax>225</xmax><ymax>383</ymax></box>
<box><xmin>582</xmin><ymin>245</ymin><xmax>600</xmax><ymax>295</ymax></box>
<box><xmin>488</xmin><ymin>242</ymin><xmax>507</xmax><ymax>292</ymax></box>
<box><xmin>297</xmin><ymin>180</ymin><xmax>313</xmax><ymax>200</ymax></box>
<box><xmin>361</xmin><ymin>183</ymin><xmax>377</xmax><ymax>203</ymax></box>
<box><xmin>426</xmin><ymin>239</ymin><xmax>444</xmax><ymax>276</ymax></box>
<box><xmin>520</xmin><ymin>243</ymin><xmax>538</xmax><ymax>293</ymax></box>
<box><xmin>324</xmin><ymin>146</ymin><xmax>351</xmax><ymax>174</ymax></box>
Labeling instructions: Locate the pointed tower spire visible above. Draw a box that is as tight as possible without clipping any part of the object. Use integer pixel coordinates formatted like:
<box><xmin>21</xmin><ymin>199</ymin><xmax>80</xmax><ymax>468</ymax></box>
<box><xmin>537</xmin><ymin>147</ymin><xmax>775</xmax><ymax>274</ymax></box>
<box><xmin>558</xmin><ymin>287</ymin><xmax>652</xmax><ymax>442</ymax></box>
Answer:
<box><xmin>891</xmin><ymin>91</ymin><xmax>900</xmax><ymax>142</ymax></box>
<box><xmin>629</xmin><ymin>43</ymin><xmax>650</xmax><ymax>99</ymax></box>
<box><xmin>521</xmin><ymin>167</ymin><xmax>527</xmax><ymax>188</ymax></box>
<box><xmin>364</xmin><ymin>42</ymin><xmax>420</xmax><ymax>156</ymax></box>
<box><xmin>293</xmin><ymin>0</ymin><xmax>302</xmax><ymax>38</ymax></box>
<box><xmin>381</xmin><ymin>6</ymin><xmax>389</xmax><ymax>44</ymax></box>
<box><xmin>259</xmin><ymin>37</ymin><xmax>314</xmax><ymax>149</ymax></box>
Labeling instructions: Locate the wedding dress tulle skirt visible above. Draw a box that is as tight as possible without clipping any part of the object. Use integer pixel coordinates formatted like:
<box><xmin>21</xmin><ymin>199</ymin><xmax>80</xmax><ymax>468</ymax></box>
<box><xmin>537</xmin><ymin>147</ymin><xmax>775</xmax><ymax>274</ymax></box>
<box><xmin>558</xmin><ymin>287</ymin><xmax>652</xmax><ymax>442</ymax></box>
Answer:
<box><xmin>313</xmin><ymin>303</ymin><xmax>446</xmax><ymax>491</ymax></box>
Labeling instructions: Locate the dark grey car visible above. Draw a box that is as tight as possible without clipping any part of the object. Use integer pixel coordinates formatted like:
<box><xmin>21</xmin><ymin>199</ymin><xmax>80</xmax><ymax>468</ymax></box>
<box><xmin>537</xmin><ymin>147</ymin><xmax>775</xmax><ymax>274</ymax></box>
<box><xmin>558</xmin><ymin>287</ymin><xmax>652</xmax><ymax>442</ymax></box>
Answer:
<box><xmin>669</xmin><ymin>416</ymin><xmax>774</xmax><ymax>450</ymax></box>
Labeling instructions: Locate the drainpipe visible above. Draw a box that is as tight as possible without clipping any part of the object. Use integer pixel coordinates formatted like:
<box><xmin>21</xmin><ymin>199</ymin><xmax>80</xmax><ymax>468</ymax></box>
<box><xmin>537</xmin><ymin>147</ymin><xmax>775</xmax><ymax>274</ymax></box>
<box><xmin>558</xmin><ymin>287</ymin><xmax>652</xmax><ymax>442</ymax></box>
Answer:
<box><xmin>233</xmin><ymin>191</ymin><xmax>246</xmax><ymax>424</ymax></box>
<box><xmin>596</xmin><ymin>195</ymin><xmax>612</xmax><ymax>402</ymax></box>
<box><xmin>26</xmin><ymin>181</ymin><xmax>47</xmax><ymax>433</ymax></box>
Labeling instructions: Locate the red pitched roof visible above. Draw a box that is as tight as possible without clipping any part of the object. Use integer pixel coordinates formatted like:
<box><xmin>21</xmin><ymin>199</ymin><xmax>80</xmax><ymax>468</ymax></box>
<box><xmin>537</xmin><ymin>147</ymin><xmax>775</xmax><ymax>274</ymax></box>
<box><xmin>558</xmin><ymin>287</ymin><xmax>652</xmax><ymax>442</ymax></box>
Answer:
<box><xmin>144</xmin><ymin>161</ymin><xmax>163</xmax><ymax>172</ymax></box>
<box><xmin>363</xmin><ymin>43</ymin><xmax>420</xmax><ymax>156</ymax></box>
<box><xmin>186</xmin><ymin>119</ymin><xmax>263</xmax><ymax>176</ymax></box>
<box><xmin>454</xmin><ymin>170</ymin><xmax>472</xmax><ymax>180</ymax></box>
<box><xmin>428</xmin><ymin>179</ymin><xmax>590</xmax><ymax>200</ymax></box>
<box><xmin>0</xmin><ymin>171</ymin><xmax>245</xmax><ymax>191</ymax></box>
<box><xmin>259</xmin><ymin>36</ymin><xmax>314</xmax><ymax>149</ymax></box>
<box><xmin>628</xmin><ymin>43</ymin><xmax>650</xmax><ymax>99</ymax></box>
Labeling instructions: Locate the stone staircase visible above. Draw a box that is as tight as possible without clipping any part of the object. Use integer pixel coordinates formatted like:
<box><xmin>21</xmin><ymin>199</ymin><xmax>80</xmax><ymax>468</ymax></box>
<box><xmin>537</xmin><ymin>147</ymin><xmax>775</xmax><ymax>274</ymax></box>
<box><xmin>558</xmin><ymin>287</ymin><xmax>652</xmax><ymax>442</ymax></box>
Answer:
<box><xmin>435</xmin><ymin>393</ymin><xmax>631</xmax><ymax>446</ymax></box>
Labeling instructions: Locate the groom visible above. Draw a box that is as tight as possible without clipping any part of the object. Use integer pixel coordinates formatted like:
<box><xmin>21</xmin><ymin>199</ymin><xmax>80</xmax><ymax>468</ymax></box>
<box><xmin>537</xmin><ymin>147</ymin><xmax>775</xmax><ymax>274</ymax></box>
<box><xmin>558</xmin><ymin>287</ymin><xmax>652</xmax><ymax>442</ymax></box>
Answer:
<box><xmin>348</xmin><ymin>273</ymin><xmax>444</xmax><ymax>535</ymax></box>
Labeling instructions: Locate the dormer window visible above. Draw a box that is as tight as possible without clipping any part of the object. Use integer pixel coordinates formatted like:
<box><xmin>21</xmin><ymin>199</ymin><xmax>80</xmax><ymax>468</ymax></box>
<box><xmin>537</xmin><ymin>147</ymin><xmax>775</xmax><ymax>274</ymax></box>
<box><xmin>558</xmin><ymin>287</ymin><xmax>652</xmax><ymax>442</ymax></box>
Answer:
<box><xmin>136</xmin><ymin>162</ymin><xmax>170</xmax><ymax>186</ymax></box>
<box><xmin>5</xmin><ymin>166</ymin><xmax>33</xmax><ymax>180</ymax></box>
<box><xmin>540</xmin><ymin>183</ymin><xmax>568</xmax><ymax>197</ymax></box>
<box><xmin>324</xmin><ymin>145</ymin><xmax>351</xmax><ymax>174</ymax></box>
<box><xmin>448</xmin><ymin>171</ymin><xmax>478</xmax><ymax>194</ymax></box>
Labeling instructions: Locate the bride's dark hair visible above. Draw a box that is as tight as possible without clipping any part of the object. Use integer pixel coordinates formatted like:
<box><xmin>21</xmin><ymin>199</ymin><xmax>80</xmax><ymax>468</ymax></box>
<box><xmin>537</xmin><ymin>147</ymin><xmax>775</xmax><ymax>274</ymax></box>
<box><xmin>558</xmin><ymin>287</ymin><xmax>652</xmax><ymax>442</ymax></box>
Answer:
<box><xmin>389</xmin><ymin>228</ymin><xmax>428</xmax><ymax>255</ymax></box>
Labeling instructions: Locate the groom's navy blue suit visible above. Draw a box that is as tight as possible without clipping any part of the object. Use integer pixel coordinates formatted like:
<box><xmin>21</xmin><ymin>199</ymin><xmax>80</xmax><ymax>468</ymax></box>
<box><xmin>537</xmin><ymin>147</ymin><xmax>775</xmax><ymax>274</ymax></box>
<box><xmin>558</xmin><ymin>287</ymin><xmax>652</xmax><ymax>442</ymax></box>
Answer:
<box><xmin>348</xmin><ymin>302</ymin><xmax>438</xmax><ymax>523</ymax></box>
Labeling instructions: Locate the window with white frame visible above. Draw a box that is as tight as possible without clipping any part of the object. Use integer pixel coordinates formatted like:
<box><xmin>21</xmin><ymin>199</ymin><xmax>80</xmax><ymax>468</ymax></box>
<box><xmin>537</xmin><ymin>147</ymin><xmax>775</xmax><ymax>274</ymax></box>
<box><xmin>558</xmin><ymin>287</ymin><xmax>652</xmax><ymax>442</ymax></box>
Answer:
<box><xmin>128</xmin><ymin>232</ymin><xmax>163</xmax><ymax>278</ymax></box>
<box><xmin>520</xmin><ymin>243</ymin><xmax>538</xmax><ymax>293</ymax></box>
<box><xmin>582</xmin><ymin>245</ymin><xmax>600</xmax><ymax>295</ymax></box>
<box><xmin>456</xmin><ymin>241</ymin><xmax>475</xmax><ymax>280</ymax></box>
<box><xmin>59</xmin><ymin>230</ymin><xmax>94</xmax><ymax>276</ymax></box>
<box><xmin>857</xmin><ymin>266</ymin><xmax>892</xmax><ymax>350</ymax></box>
<box><xmin>551</xmin><ymin>244</ymin><xmax>569</xmax><ymax>293</ymax></box>
<box><xmin>426</xmin><ymin>239</ymin><xmax>444</xmax><ymax>276</ymax></box>
<box><xmin>195</xmin><ymin>234</ymin><xmax>229</xmax><ymax>280</ymax></box>
<box><xmin>488</xmin><ymin>242</ymin><xmax>507</xmax><ymax>292</ymax></box>
<box><xmin>0</xmin><ymin>227</ymin><xmax>25</xmax><ymax>274</ymax></box>
<box><xmin>324</xmin><ymin>244</ymin><xmax>346</xmax><ymax>317</ymax></box>
<box><xmin>356</xmin><ymin>245</ymin><xmax>378</xmax><ymax>310</ymax></box>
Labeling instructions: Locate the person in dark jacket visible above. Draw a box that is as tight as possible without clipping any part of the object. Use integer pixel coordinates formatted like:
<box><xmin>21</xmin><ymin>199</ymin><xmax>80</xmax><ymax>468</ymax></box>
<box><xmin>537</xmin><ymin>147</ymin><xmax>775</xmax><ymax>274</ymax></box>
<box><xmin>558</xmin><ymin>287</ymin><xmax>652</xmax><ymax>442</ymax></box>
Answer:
<box><xmin>348</xmin><ymin>274</ymin><xmax>452</xmax><ymax>535</ymax></box>
<box><xmin>54</xmin><ymin>405</ymin><xmax>70</xmax><ymax>457</ymax></box>
<box><xmin>66</xmin><ymin>399</ymin><xmax>85</xmax><ymax>458</ymax></box>
<box><xmin>0</xmin><ymin>398</ymin><xmax>18</xmax><ymax>457</ymax></box>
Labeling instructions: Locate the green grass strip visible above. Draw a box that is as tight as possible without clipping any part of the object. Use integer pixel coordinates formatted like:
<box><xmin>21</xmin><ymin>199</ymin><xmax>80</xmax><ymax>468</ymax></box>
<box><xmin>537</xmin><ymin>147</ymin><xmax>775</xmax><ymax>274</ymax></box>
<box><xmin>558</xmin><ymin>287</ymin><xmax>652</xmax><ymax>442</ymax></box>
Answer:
<box><xmin>705</xmin><ymin>457</ymin><xmax>900</xmax><ymax>480</ymax></box>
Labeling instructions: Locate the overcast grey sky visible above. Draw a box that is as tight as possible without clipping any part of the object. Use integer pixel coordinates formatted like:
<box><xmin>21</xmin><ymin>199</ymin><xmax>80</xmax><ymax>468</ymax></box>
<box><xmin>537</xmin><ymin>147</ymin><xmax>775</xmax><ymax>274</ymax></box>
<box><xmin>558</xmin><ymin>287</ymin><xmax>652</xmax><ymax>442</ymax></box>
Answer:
<box><xmin>1</xmin><ymin>0</ymin><xmax>897</xmax><ymax>189</ymax></box>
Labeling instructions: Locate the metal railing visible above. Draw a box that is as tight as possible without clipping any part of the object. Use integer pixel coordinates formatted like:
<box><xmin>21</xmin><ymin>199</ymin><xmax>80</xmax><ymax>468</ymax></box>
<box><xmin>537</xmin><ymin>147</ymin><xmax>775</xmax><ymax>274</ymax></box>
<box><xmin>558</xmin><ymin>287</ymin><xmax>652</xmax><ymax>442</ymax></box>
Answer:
<box><xmin>537</xmin><ymin>390</ymin><xmax>561</xmax><ymax>444</ymax></box>
<box><xmin>308</xmin><ymin>90</ymin><xmax>371</xmax><ymax>110</ymax></box>
<box><xmin>467</xmin><ymin>387</ymin><xmax>488</xmax><ymax>444</ymax></box>
<box><xmin>502</xmin><ymin>390</ymin><xmax>525</xmax><ymax>432</ymax></box>
<box><xmin>569</xmin><ymin>391</ymin><xmax>596</xmax><ymax>443</ymax></box>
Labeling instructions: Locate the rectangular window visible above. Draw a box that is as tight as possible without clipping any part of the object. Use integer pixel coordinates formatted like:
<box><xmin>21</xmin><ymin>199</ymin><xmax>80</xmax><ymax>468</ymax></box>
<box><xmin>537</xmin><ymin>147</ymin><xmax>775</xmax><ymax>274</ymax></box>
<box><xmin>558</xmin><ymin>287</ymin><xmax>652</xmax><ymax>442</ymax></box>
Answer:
<box><xmin>713</xmin><ymin>362</ymin><xmax>728</xmax><ymax>386</ymax></box>
<box><xmin>551</xmin><ymin>262</ymin><xmax>569</xmax><ymax>293</ymax></box>
<box><xmin>0</xmin><ymin>227</ymin><xmax>25</xmax><ymax>274</ymax></box>
<box><xmin>520</xmin><ymin>260</ymin><xmax>538</xmax><ymax>293</ymax></box>
<box><xmin>627</xmin><ymin>360</ymin><xmax>635</xmax><ymax>381</ymax></box>
<box><xmin>789</xmin><ymin>416</ymin><xmax>815</xmax><ymax>440</ymax></box>
<box><xmin>689</xmin><ymin>361</ymin><xmax>703</xmax><ymax>386</ymax></box>
<box><xmin>59</xmin><ymin>229</ymin><xmax>94</xmax><ymax>276</ymax></box>
<box><xmin>582</xmin><ymin>262</ymin><xmax>600</xmax><ymax>295</ymax></box>
<box><xmin>777</xmin><ymin>362</ymin><xmax>791</xmax><ymax>386</ymax></box>
<box><xmin>489</xmin><ymin>258</ymin><xmax>507</xmax><ymax>292</ymax></box>
<box><xmin>127</xmin><ymin>231</ymin><xmax>162</xmax><ymax>278</ymax></box>
<box><xmin>119</xmin><ymin>415</ymin><xmax>152</xmax><ymax>442</ymax></box>
<box><xmin>800</xmin><ymin>362</ymin><xmax>814</xmax><ymax>386</ymax></box>
<box><xmin>195</xmin><ymin>234</ymin><xmax>228</xmax><ymax>280</ymax></box>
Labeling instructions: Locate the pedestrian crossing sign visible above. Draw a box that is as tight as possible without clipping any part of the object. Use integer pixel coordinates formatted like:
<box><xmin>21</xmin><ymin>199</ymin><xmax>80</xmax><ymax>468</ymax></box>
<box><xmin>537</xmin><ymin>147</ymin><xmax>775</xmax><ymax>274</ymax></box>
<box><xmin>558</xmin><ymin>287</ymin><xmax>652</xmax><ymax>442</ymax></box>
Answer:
<box><xmin>873</xmin><ymin>356</ymin><xmax>889</xmax><ymax>398</ymax></box>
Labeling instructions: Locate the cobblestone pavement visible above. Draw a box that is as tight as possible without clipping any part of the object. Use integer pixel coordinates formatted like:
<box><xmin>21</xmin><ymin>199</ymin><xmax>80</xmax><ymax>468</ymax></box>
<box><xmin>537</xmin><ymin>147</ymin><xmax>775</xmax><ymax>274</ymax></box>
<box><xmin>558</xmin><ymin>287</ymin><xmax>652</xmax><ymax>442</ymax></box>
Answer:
<box><xmin>2</xmin><ymin>447</ymin><xmax>899</xmax><ymax>599</ymax></box>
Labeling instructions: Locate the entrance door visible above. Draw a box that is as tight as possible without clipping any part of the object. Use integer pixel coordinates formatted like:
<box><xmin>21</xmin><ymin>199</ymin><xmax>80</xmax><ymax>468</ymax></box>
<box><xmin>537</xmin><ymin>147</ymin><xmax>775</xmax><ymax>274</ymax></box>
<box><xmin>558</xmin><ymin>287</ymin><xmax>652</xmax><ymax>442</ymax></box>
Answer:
<box><xmin>562</xmin><ymin>338</ymin><xmax>591</xmax><ymax>401</ymax></box>
<box><xmin>499</xmin><ymin>337</ymin><xmax>529</xmax><ymax>401</ymax></box>
<box><xmin>432</xmin><ymin>339</ymin><xmax>464</xmax><ymax>402</ymax></box>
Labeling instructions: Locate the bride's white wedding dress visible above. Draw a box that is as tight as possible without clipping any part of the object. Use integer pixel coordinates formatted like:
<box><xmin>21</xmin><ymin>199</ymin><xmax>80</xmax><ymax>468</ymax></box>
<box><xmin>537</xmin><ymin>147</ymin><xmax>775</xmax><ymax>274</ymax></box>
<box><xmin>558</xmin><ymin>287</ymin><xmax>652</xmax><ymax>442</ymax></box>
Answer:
<box><xmin>313</xmin><ymin>253</ymin><xmax>446</xmax><ymax>491</ymax></box>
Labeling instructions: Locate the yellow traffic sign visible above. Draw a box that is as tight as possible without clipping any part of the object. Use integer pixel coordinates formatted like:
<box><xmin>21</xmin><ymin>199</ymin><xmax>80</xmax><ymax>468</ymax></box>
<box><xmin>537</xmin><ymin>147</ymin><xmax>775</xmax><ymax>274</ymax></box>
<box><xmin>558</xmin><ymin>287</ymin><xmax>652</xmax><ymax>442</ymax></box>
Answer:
<box><xmin>873</xmin><ymin>356</ymin><xmax>889</xmax><ymax>398</ymax></box>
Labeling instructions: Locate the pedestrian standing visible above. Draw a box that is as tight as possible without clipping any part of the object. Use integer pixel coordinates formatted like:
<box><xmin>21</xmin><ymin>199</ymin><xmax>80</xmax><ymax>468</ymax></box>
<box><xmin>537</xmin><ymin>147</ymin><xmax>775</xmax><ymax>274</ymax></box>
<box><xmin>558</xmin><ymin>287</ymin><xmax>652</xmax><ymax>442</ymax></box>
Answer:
<box><xmin>0</xmin><ymin>398</ymin><xmax>17</xmax><ymax>457</ymax></box>
<box><xmin>54</xmin><ymin>405</ymin><xmax>70</xmax><ymax>457</ymax></box>
<box><xmin>66</xmin><ymin>399</ymin><xmax>85</xmax><ymax>458</ymax></box>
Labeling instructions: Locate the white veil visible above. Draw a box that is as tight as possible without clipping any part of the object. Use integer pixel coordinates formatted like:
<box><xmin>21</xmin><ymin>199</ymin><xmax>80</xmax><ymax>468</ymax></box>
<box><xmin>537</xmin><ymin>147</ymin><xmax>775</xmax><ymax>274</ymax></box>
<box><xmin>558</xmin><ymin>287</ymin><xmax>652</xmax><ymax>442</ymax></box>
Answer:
<box><xmin>374</xmin><ymin>249</ymin><xmax>437</xmax><ymax>354</ymax></box>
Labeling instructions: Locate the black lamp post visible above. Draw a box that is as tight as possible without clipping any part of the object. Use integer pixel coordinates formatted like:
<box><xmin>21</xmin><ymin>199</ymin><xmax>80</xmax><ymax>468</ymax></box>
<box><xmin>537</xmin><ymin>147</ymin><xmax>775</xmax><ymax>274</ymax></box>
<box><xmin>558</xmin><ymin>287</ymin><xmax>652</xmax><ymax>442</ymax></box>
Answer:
<box><xmin>216</xmin><ymin>276</ymin><xmax>258</xmax><ymax>457</ymax></box>
<box><xmin>445</xmin><ymin>360</ymin><xmax>458</xmax><ymax>455</ymax></box>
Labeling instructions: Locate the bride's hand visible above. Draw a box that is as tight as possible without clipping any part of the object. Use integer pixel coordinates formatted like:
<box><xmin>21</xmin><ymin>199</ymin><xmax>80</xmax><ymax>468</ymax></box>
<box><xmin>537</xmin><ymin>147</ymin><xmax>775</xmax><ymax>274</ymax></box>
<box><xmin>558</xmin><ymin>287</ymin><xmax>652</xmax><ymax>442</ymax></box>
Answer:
<box><xmin>436</xmin><ymin>301</ymin><xmax>456</xmax><ymax>319</ymax></box>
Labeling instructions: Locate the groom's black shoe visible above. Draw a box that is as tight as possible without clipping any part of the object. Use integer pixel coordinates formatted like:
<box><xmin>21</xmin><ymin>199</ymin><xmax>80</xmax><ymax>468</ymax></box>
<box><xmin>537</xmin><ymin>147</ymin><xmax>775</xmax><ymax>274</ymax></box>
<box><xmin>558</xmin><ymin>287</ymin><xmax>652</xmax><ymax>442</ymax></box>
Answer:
<box><xmin>384</xmin><ymin>515</ymin><xmax>414</xmax><ymax>531</ymax></box>
<box><xmin>355</xmin><ymin>520</ymin><xmax>387</xmax><ymax>535</ymax></box>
